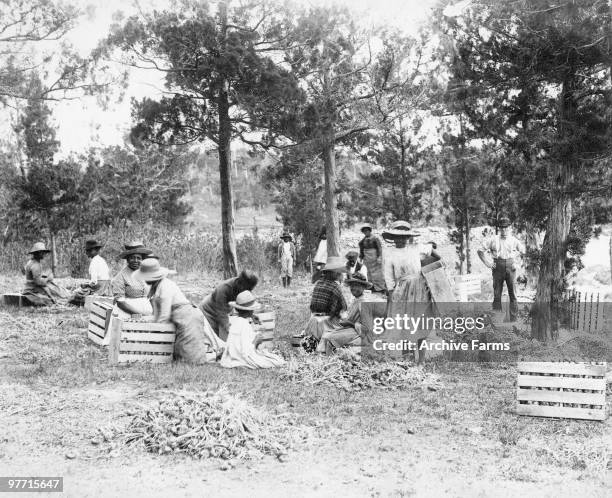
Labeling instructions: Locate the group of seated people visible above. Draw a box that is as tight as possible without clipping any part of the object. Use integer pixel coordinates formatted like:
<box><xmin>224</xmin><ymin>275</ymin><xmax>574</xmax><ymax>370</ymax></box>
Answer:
<box><xmin>20</xmin><ymin>239</ymin><xmax>285</xmax><ymax>370</ymax></box>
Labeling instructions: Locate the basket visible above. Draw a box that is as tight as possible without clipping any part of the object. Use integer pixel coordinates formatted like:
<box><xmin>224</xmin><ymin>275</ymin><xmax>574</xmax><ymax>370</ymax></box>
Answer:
<box><xmin>109</xmin><ymin>315</ymin><xmax>176</xmax><ymax>364</ymax></box>
<box><xmin>516</xmin><ymin>362</ymin><xmax>607</xmax><ymax>421</ymax></box>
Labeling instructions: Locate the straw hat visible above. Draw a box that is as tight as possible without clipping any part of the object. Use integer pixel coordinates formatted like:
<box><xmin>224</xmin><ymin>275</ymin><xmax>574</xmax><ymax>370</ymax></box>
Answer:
<box><xmin>133</xmin><ymin>258</ymin><xmax>170</xmax><ymax>282</ymax></box>
<box><xmin>360</xmin><ymin>223</ymin><xmax>373</xmax><ymax>232</ymax></box>
<box><xmin>497</xmin><ymin>216</ymin><xmax>511</xmax><ymax>228</ymax></box>
<box><xmin>28</xmin><ymin>242</ymin><xmax>51</xmax><ymax>254</ymax></box>
<box><xmin>382</xmin><ymin>220</ymin><xmax>420</xmax><ymax>239</ymax></box>
<box><xmin>322</xmin><ymin>256</ymin><xmax>347</xmax><ymax>273</ymax></box>
<box><xmin>345</xmin><ymin>251</ymin><xmax>359</xmax><ymax>260</ymax></box>
<box><xmin>85</xmin><ymin>240</ymin><xmax>103</xmax><ymax>251</ymax></box>
<box><xmin>280</xmin><ymin>232</ymin><xmax>293</xmax><ymax>241</ymax></box>
<box><xmin>119</xmin><ymin>240</ymin><xmax>153</xmax><ymax>259</ymax></box>
<box><xmin>345</xmin><ymin>272</ymin><xmax>373</xmax><ymax>289</ymax></box>
<box><xmin>230</xmin><ymin>290</ymin><xmax>261</xmax><ymax>311</ymax></box>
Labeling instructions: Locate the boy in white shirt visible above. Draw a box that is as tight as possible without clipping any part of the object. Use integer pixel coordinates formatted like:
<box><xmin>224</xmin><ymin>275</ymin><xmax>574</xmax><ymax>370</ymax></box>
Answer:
<box><xmin>69</xmin><ymin>239</ymin><xmax>111</xmax><ymax>305</ymax></box>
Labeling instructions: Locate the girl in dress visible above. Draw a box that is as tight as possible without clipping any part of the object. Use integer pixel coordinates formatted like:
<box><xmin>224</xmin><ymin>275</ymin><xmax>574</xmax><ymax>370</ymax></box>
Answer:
<box><xmin>382</xmin><ymin>221</ymin><xmax>442</xmax><ymax>363</ymax></box>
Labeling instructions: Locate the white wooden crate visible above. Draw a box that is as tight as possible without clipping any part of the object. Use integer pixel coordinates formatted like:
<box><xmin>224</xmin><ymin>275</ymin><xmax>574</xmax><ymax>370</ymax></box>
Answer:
<box><xmin>109</xmin><ymin>316</ymin><xmax>176</xmax><ymax>364</ymax></box>
<box><xmin>516</xmin><ymin>362</ymin><xmax>607</xmax><ymax>421</ymax></box>
<box><xmin>84</xmin><ymin>295</ymin><xmax>113</xmax><ymax>311</ymax></box>
<box><xmin>254</xmin><ymin>311</ymin><xmax>275</xmax><ymax>350</ymax></box>
<box><xmin>88</xmin><ymin>301</ymin><xmax>114</xmax><ymax>345</ymax></box>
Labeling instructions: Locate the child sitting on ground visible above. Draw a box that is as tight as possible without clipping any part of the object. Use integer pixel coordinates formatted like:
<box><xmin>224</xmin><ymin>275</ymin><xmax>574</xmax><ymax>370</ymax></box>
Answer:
<box><xmin>220</xmin><ymin>291</ymin><xmax>285</xmax><ymax>369</ymax></box>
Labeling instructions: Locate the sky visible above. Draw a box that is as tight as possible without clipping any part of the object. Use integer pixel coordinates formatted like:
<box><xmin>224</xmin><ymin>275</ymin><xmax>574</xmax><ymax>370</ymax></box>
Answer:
<box><xmin>47</xmin><ymin>0</ymin><xmax>440</xmax><ymax>155</ymax></box>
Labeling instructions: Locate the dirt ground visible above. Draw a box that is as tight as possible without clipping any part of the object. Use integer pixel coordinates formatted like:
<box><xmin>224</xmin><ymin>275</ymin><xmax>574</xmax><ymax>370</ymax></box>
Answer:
<box><xmin>0</xmin><ymin>274</ymin><xmax>610</xmax><ymax>498</ymax></box>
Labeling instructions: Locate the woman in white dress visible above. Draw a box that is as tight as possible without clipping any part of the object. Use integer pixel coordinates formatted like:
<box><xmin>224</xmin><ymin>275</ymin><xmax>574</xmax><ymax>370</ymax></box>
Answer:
<box><xmin>382</xmin><ymin>221</ymin><xmax>442</xmax><ymax>363</ymax></box>
<box><xmin>220</xmin><ymin>291</ymin><xmax>285</xmax><ymax>369</ymax></box>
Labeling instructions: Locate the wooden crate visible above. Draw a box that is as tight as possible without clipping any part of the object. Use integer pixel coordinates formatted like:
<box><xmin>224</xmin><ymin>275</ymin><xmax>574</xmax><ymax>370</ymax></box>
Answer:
<box><xmin>109</xmin><ymin>315</ymin><xmax>176</xmax><ymax>364</ymax></box>
<box><xmin>84</xmin><ymin>295</ymin><xmax>113</xmax><ymax>311</ymax></box>
<box><xmin>453</xmin><ymin>274</ymin><xmax>481</xmax><ymax>301</ymax></box>
<box><xmin>88</xmin><ymin>301</ymin><xmax>114</xmax><ymax>345</ymax></box>
<box><xmin>254</xmin><ymin>311</ymin><xmax>275</xmax><ymax>350</ymax></box>
<box><xmin>421</xmin><ymin>261</ymin><xmax>455</xmax><ymax>303</ymax></box>
<box><xmin>3</xmin><ymin>293</ymin><xmax>25</xmax><ymax>307</ymax></box>
<box><xmin>516</xmin><ymin>362</ymin><xmax>607</xmax><ymax>421</ymax></box>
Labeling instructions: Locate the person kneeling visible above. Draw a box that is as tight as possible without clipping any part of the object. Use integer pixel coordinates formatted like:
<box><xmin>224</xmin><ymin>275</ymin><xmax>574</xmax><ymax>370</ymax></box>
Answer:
<box><xmin>135</xmin><ymin>258</ymin><xmax>225</xmax><ymax>364</ymax></box>
<box><xmin>317</xmin><ymin>273</ymin><xmax>371</xmax><ymax>354</ymax></box>
<box><xmin>220</xmin><ymin>291</ymin><xmax>285</xmax><ymax>369</ymax></box>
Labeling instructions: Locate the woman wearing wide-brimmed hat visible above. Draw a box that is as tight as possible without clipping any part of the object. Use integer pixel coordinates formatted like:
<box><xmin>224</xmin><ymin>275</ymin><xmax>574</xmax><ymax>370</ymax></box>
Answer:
<box><xmin>21</xmin><ymin>242</ymin><xmax>70</xmax><ymax>306</ymax></box>
<box><xmin>220</xmin><ymin>291</ymin><xmax>285</xmax><ymax>369</ymax></box>
<box><xmin>69</xmin><ymin>240</ymin><xmax>111</xmax><ymax>306</ymax></box>
<box><xmin>111</xmin><ymin>241</ymin><xmax>154</xmax><ymax>316</ymax></box>
<box><xmin>277</xmin><ymin>232</ymin><xmax>296</xmax><ymax>288</ymax></box>
<box><xmin>358</xmin><ymin>223</ymin><xmax>386</xmax><ymax>293</ymax></box>
<box><xmin>382</xmin><ymin>221</ymin><xmax>442</xmax><ymax>363</ymax></box>
<box><xmin>316</xmin><ymin>273</ymin><xmax>372</xmax><ymax>354</ymax></box>
<box><xmin>134</xmin><ymin>258</ymin><xmax>225</xmax><ymax>364</ymax></box>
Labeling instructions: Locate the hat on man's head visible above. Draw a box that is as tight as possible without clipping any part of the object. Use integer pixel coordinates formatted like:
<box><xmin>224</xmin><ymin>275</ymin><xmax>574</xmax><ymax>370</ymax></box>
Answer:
<box><xmin>229</xmin><ymin>290</ymin><xmax>261</xmax><ymax>311</ymax></box>
<box><xmin>322</xmin><ymin>256</ymin><xmax>347</xmax><ymax>273</ymax></box>
<box><xmin>28</xmin><ymin>242</ymin><xmax>51</xmax><ymax>254</ymax></box>
<box><xmin>361</xmin><ymin>223</ymin><xmax>373</xmax><ymax>232</ymax></box>
<box><xmin>85</xmin><ymin>240</ymin><xmax>103</xmax><ymax>251</ymax></box>
<box><xmin>345</xmin><ymin>251</ymin><xmax>359</xmax><ymax>260</ymax></box>
<box><xmin>280</xmin><ymin>232</ymin><xmax>293</xmax><ymax>241</ymax></box>
<box><xmin>497</xmin><ymin>216</ymin><xmax>511</xmax><ymax>228</ymax></box>
<box><xmin>133</xmin><ymin>258</ymin><xmax>170</xmax><ymax>282</ymax></box>
<box><xmin>382</xmin><ymin>220</ymin><xmax>420</xmax><ymax>239</ymax></box>
<box><xmin>345</xmin><ymin>272</ymin><xmax>373</xmax><ymax>289</ymax></box>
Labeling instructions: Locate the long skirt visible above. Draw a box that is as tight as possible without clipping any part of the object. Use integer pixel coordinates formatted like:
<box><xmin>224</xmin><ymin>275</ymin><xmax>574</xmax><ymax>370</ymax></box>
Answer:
<box><xmin>316</xmin><ymin>325</ymin><xmax>361</xmax><ymax>354</ymax></box>
<box><xmin>363</xmin><ymin>248</ymin><xmax>386</xmax><ymax>292</ymax></box>
<box><xmin>304</xmin><ymin>314</ymin><xmax>342</xmax><ymax>341</ymax></box>
<box><xmin>172</xmin><ymin>305</ymin><xmax>225</xmax><ymax>364</ymax></box>
<box><xmin>220</xmin><ymin>329</ymin><xmax>285</xmax><ymax>370</ymax></box>
<box><xmin>386</xmin><ymin>274</ymin><xmax>433</xmax><ymax>358</ymax></box>
<box><xmin>22</xmin><ymin>282</ymin><xmax>70</xmax><ymax>306</ymax></box>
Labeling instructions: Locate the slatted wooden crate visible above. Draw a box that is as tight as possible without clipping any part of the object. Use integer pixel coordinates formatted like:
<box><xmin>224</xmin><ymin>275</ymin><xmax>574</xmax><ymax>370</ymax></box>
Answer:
<box><xmin>516</xmin><ymin>362</ymin><xmax>607</xmax><ymax>421</ymax></box>
<box><xmin>453</xmin><ymin>274</ymin><xmax>481</xmax><ymax>301</ymax></box>
<box><xmin>88</xmin><ymin>301</ymin><xmax>114</xmax><ymax>345</ymax></box>
<box><xmin>109</xmin><ymin>315</ymin><xmax>176</xmax><ymax>364</ymax></box>
<box><xmin>84</xmin><ymin>295</ymin><xmax>113</xmax><ymax>311</ymax></box>
<box><xmin>254</xmin><ymin>311</ymin><xmax>275</xmax><ymax>350</ymax></box>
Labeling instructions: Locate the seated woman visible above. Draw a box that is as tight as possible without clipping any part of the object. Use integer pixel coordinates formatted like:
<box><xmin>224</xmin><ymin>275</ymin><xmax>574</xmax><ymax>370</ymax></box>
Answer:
<box><xmin>22</xmin><ymin>242</ymin><xmax>70</xmax><ymax>306</ymax></box>
<box><xmin>111</xmin><ymin>241</ymin><xmax>154</xmax><ymax>317</ymax></box>
<box><xmin>316</xmin><ymin>273</ymin><xmax>371</xmax><ymax>354</ymax></box>
<box><xmin>69</xmin><ymin>240</ymin><xmax>111</xmax><ymax>306</ymax></box>
<box><xmin>135</xmin><ymin>258</ymin><xmax>224</xmax><ymax>364</ymax></box>
<box><xmin>303</xmin><ymin>256</ymin><xmax>348</xmax><ymax>347</ymax></box>
<box><xmin>220</xmin><ymin>291</ymin><xmax>285</xmax><ymax>369</ymax></box>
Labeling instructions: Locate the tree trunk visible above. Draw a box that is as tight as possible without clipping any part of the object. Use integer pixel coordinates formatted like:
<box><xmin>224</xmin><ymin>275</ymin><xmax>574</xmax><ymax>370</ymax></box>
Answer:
<box><xmin>465</xmin><ymin>205</ymin><xmax>471</xmax><ymax>273</ymax></box>
<box><xmin>50</xmin><ymin>232</ymin><xmax>58</xmax><ymax>276</ymax></box>
<box><xmin>609</xmin><ymin>235</ymin><xmax>612</xmax><ymax>284</ymax></box>
<box><xmin>531</xmin><ymin>194</ymin><xmax>571</xmax><ymax>341</ymax></box>
<box><xmin>322</xmin><ymin>140</ymin><xmax>340</xmax><ymax>257</ymax></box>
<box><xmin>217</xmin><ymin>1</ymin><xmax>238</xmax><ymax>278</ymax></box>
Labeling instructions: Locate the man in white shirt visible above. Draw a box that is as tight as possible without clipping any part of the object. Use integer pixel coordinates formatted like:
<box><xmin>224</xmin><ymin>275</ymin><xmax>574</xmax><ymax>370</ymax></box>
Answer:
<box><xmin>477</xmin><ymin>217</ymin><xmax>524</xmax><ymax>320</ymax></box>
<box><xmin>69</xmin><ymin>239</ymin><xmax>111</xmax><ymax>305</ymax></box>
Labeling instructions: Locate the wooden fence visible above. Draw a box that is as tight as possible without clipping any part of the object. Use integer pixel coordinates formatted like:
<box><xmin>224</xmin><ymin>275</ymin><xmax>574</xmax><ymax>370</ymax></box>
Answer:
<box><xmin>560</xmin><ymin>291</ymin><xmax>609</xmax><ymax>333</ymax></box>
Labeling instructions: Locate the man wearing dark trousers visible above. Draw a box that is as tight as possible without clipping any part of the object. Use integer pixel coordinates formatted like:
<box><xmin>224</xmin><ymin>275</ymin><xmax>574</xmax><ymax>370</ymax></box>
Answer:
<box><xmin>477</xmin><ymin>217</ymin><xmax>524</xmax><ymax>321</ymax></box>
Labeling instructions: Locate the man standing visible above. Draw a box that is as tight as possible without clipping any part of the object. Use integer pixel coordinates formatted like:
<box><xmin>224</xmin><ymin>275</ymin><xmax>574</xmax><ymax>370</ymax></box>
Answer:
<box><xmin>358</xmin><ymin>224</ymin><xmax>385</xmax><ymax>292</ymax></box>
<box><xmin>477</xmin><ymin>217</ymin><xmax>524</xmax><ymax>321</ymax></box>
<box><xmin>277</xmin><ymin>232</ymin><xmax>296</xmax><ymax>288</ymax></box>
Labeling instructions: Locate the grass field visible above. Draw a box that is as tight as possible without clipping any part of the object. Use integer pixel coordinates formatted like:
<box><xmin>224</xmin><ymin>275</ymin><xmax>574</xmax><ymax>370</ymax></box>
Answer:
<box><xmin>0</xmin><ymin>273</ymin><xmax>610</xmax><ymax>498</ymax></box>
